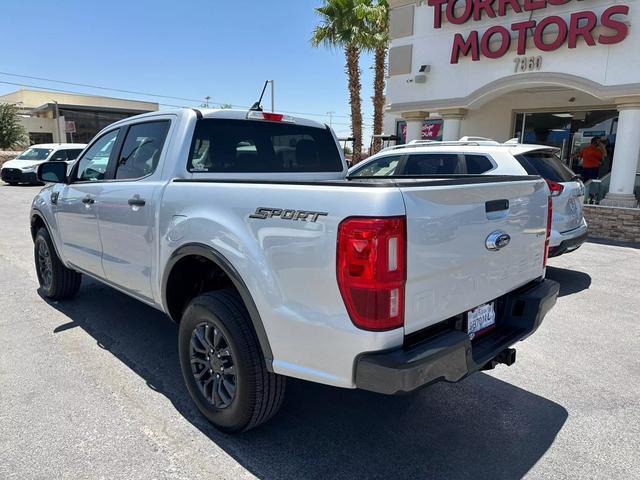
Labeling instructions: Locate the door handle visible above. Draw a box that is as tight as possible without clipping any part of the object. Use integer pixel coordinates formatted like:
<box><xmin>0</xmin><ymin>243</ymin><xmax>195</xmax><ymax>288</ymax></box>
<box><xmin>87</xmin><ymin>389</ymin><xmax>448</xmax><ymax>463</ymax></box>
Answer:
<box><xmin>82</xmin><ymin>195</ymin><xmax>95</xmax><ymax>205</ymax></box>
<box><xmin>128</xmin><ymin>196</ymin><xmax>146</xmax><ymax>207</ymax></box>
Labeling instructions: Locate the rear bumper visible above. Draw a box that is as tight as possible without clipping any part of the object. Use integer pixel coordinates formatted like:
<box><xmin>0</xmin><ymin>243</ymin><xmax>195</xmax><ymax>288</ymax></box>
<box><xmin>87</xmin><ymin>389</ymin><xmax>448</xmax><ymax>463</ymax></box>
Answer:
<box><xmin>549</xmin><ymin>218</ymin><xmax>588</xmax><ymax>249</ymax></box>
<box><xmin>549</xmin><ymin>230</ymin><xmax>588</xmax><ymax>258</ymax></box>
<box><xmin>354</xmin><ymin>279</ymin><xmax>560</xmax><ymax>395</ymax></box>
<box><xmin>1</xmin><ymin>168</ymin><xmax>37</xmax><ymax>184</ymax></box>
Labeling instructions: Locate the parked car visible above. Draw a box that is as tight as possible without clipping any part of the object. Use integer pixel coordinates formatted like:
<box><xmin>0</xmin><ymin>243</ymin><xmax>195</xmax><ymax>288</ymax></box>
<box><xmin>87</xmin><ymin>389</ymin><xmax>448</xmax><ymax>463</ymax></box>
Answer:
<box><xmin>351</xmin><ymin>138</ymin><xmax>588</xmax><ymax>257</ymax></box>
<box><xmin>1</xmin><ymin>143</ymin><xmax>87</xmax><ymax>185</ymax></box>
<box><xmin>30</xmin><ymin>109</ymin><xmax>559</xmax><ymax>432</ymax></box>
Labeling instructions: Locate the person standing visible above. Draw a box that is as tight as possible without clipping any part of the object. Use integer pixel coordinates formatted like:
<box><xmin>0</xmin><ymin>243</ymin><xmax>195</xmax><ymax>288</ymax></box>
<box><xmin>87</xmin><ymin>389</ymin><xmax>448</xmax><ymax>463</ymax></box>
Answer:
<box><xmin>579</xmin><ymin>137</ymin><xmax>607</xmax><ymax>181</ymax></box>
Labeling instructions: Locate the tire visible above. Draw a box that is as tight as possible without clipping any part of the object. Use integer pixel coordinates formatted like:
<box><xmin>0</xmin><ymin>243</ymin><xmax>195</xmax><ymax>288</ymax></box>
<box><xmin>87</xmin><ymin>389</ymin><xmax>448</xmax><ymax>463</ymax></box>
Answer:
<box><xmin>34</xmin><ymin>227</ymin><xmax>82</xmax><ymax>300</ymax></box>
<box><xmin>179</xmin><ymin>290</ymin><xmax>286</xmax><ymax>433</ymax></box>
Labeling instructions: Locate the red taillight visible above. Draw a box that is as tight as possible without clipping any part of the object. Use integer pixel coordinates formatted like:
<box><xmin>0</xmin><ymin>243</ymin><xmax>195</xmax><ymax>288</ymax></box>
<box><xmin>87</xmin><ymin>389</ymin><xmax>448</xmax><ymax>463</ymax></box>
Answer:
<box><xmin>337</xmin><ymin>217</ymin><xmax>406</xmax><ymax>331</ymax></box>
<box><xmin>261</xmin><ymin>112</ymin><xmax>284</xmax><ymax>122</ymax></box>
<box><xmin>544</xmin><ymin>196</ymin><xmax>553</xmax><ymax>268</ymax></box>
<box><xmin>247</xmin><ymin>111</ymin><xmax>293</xmax><ymax>122</ymax></box>
<box><xmin>545</xmin><ymin>179</ymin><xmax>564</xmax><ymax>197</ymax></box>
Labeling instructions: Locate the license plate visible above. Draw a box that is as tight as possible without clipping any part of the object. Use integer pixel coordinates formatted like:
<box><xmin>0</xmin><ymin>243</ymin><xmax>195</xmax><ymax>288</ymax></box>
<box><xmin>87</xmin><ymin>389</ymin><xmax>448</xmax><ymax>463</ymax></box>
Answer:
<box><xmin>466</xmin><ymin>302</ymin><xmax>496</xmax><ymax>338</ymax></box>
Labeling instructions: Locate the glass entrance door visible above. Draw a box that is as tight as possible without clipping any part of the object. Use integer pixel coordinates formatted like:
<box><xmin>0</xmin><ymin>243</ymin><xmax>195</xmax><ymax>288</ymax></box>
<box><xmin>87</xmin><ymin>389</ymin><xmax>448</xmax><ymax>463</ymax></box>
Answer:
<box><xmin>513</xmin><ymin>109</ymin><xmax>618</xmax><ymax>179</ymax></box>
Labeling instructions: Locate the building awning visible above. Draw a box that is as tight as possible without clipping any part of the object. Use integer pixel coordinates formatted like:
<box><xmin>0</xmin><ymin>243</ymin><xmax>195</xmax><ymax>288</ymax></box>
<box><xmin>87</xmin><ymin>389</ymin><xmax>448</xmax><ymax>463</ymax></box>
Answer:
<box><xmin>31</xmin><ymin>102</ymin><xmax>155</xmax><ymax>116</ymax></box>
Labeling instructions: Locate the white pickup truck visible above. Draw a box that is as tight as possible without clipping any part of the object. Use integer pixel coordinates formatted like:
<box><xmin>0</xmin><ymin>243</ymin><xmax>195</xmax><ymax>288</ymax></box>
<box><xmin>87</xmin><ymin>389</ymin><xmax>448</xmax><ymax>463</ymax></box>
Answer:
<box><xmin>31</xmin><ymin>108</ymin><xmax>559</xmax><ymax>432</ymax></box>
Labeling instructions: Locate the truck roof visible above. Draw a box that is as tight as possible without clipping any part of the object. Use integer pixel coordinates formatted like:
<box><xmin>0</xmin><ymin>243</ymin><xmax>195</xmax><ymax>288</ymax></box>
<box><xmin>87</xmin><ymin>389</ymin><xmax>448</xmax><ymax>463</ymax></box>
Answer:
<box><xmin>107</xmin><ymin>108</ymin><xmax>329</xmax><ymax>131</ymax></box>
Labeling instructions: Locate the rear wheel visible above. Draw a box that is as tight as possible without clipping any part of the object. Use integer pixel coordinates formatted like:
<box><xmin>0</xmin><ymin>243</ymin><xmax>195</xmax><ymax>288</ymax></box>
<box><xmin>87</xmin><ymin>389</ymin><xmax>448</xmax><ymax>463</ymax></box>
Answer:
<box><xmin>34</xmin><ymin>228</ymin><xmax>82</xmax><ymax>300</ymax></box>
<box><xmin>178</xmin><ymin>290</ymin><xmax>286</xmax><ymax>432</ymax></box>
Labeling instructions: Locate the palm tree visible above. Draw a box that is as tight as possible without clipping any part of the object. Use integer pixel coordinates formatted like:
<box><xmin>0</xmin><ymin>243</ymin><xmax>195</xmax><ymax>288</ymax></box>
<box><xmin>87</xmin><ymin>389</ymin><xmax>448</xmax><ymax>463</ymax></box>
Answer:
<box><xmin>361</xmin><ymin>0</ymin><xmax>389</xmax><ymax>154</ymax></box>
<box><xmin>312</xmin><ymin>0</ymin><xmax>370</xmax><ymax>164</ymax></box>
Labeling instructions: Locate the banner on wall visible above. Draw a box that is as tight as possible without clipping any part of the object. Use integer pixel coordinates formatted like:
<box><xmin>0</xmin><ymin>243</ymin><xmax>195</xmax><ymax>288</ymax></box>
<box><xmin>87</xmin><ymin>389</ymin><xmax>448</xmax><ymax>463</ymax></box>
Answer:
<box><xmin>396</xmin><ymin>119</ymin><xmax>444</xmax><ymax>144</ymax></box>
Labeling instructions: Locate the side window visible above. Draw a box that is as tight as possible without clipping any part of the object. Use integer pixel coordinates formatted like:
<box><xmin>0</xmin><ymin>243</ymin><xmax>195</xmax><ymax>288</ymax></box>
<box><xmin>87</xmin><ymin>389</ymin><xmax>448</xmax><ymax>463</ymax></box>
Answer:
<box><xmin>66</xmin><ymin>149</ymin><xmax>84</xmax><ymax>161</ymax></box>
<box><xmin>190</xmin><ymin>138</ymin><xmax>210</xmax><ymax>172</ymax></box>
<box><xmin>404</xmin><ymin>153</ymin><xmax>464</xmax><ymax>175</ymax></box>
<box><xmin>49</xmin><ymin>150</ymin><xmax>67</xmax><ymax>161</ymax></box>
<box><xmin>465</xmin><ymin>154</ymin><xmax>494</xmax><ymax>174</ymax></box>
<box><xmin>115</xmin><ymin>121</ymin><xmax>170</xmax><ymax>180</ymax></box>
<box><xmin>351</xmin><ymin>155</ymin><xmax>402</xmax><ymax>177</ymax></box>
<box><xmin>76</xmin><ymin>129</ymin><xmax>120</xmax><ymax>182</ymax></box>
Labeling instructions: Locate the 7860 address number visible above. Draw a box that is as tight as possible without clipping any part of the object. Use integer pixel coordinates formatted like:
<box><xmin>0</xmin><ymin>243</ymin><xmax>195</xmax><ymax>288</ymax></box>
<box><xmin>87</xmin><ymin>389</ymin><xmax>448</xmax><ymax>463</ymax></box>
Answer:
<box><xmin>513</xmin><ymin>56</ymin><xmax>543</xmax><ymax>73</ymax></box>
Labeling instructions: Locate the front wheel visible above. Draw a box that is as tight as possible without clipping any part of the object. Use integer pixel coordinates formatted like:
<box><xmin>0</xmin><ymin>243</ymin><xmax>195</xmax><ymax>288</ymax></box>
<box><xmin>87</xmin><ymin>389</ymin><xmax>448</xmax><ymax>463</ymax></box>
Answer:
<box><xmin>178</xmin><ymin>290</ymin><xmax>286</xmax><ymax>432</ymax></box>
<box><xmin>34</xmin><ymin>228</ymin><xmax>82</xmax><ymax>300</ymax></box>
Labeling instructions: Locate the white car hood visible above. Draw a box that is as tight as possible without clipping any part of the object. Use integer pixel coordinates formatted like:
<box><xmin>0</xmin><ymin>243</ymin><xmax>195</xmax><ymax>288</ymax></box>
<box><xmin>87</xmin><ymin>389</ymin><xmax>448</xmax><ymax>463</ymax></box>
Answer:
<box><xmin>2</xmin><ymin>159</ymin><xmax>45</xmax><ymax>170</ymax></box>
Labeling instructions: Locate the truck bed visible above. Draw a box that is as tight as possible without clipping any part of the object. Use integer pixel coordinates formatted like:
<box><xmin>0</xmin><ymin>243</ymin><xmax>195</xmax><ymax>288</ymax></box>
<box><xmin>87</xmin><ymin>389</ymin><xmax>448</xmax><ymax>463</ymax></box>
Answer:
<box><xmin>163</xmin><ymin>173</ymin><xmax>548</xmax><ymax>386</ymax></box>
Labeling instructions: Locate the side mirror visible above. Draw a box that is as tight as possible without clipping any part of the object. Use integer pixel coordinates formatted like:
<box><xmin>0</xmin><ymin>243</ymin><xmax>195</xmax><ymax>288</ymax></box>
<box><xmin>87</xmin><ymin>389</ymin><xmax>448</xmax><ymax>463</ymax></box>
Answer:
<box><xmin>37</xmin><ymin>161</ymin><xmax>69</xmax><ymax>184</ymax></box>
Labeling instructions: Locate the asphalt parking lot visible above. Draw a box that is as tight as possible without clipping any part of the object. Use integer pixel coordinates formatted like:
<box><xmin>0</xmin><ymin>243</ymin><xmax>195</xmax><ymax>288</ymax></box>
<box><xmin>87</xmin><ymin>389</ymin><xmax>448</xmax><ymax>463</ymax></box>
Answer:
<box><xmin>0</xmin><ymin>184</ymin><xmax>638</xmax><ymax>480</ymax></box>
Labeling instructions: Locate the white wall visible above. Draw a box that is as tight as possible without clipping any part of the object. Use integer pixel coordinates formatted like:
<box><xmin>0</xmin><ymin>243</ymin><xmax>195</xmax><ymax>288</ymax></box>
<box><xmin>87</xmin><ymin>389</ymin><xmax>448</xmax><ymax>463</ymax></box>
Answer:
<box><xmin>384</xmin><ymin>88</ymin><xmax>614</xmax><ymax>142</ymax></box>
<box><xmin>387</xmin><ymin>0</ymin><xmax>640</xmax><ymax>108</ymax></box>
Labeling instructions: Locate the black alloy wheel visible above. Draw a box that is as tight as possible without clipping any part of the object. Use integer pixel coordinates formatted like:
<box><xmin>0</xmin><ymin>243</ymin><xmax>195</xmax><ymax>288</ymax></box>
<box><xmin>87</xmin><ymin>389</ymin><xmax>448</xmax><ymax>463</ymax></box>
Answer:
<box><xmin>36</xmin><ymin>237</ymin><xmax>53</xmax><ymax>290</ymax></box>
<box><xmin>189</xmin><ymin>322</ymin><xmax>237</xmax><ymax>409</ymax></box>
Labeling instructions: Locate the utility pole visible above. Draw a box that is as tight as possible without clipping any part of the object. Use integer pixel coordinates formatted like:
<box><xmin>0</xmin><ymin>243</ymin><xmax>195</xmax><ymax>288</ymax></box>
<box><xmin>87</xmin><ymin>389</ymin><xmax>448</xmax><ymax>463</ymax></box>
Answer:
<box><xmin>204</xmin><ymin>96</ymin><xmax>211</xmax><ymax>108</ymax></box>
<box><xmin>326</xmin><ymin>111</ymin><xmax>335</xmax><ymax>128</ymax></box>
<box><xmin>53</xmin><ymin>100</ymin><xmax>63</xmax><ymax>143</ymax></box>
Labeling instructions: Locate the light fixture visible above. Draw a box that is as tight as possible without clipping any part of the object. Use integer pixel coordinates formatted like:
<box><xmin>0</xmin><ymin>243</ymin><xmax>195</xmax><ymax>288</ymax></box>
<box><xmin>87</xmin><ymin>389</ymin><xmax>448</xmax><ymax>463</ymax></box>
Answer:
<box><xmin>553</xmin><ymin>113</ymin><xmax>573</xmax><ymax>118</ymax></box>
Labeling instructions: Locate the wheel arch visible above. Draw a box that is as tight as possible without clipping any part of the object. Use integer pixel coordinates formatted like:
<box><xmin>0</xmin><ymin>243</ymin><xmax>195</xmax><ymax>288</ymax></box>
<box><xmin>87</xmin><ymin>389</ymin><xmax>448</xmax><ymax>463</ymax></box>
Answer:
<box><xmin>162</xmin><ymin>243</ymin><xmax>274</xmax><ymax>370</ymax></box>
<box><xmin>30</xmin><ymin>209</ymin><xmax>65</xmax><ymax>262</ymax></box>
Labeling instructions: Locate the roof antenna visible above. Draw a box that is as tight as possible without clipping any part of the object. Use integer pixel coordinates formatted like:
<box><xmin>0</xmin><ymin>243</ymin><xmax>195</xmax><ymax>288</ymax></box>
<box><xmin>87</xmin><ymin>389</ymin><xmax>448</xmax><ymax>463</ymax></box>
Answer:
<box><xmin>250</xmin><ymin>81</ymin><xmax>269</xmax><ymax>111</ymax></box>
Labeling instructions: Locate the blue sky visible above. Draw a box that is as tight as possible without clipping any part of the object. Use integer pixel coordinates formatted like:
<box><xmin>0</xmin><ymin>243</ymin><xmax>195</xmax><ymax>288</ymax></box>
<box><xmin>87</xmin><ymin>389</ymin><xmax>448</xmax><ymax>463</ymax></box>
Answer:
<box><xmin>0</xmin><ymin>0</ymin><xmax>376</xmax><ymax>139</ymax></box>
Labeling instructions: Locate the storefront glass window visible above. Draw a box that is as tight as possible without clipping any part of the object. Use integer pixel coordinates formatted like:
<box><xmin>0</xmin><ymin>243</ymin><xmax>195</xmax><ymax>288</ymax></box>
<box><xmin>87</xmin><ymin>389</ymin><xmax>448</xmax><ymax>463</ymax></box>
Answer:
<box><xmin>513</xmin><ymin>109</ymin><xmax>618</xmax><ymax>179</ymax></box>
<box><xmin>60</xmin><ymin>109</ymin><xmax>133</xmax><ymax>144</ymax></box>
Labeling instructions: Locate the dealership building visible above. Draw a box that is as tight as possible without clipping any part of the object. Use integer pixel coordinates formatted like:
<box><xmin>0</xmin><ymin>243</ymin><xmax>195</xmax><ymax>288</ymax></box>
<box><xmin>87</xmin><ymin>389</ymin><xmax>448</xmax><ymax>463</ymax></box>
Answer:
<box><xmin>0</xmin><ymin>89</ymin><xmax>158</xmax><ymax>146</ymax></box>
<box><xmin>385</xmin><ymin>0</ymin><xmax>640</xmax><ymax>208</ymax></box>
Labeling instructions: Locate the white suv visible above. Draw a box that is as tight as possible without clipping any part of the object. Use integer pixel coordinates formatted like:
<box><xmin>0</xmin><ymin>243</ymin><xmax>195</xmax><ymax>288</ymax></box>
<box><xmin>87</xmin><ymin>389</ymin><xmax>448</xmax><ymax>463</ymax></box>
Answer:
<box><xmin>350</xmin><ymin>138</ymin><xmax>588</xmax><ymax>257</ymax></box>
<box><xmin>1</xmin><ymin>143</ymin><xmax>87</xmax><ymax>185</ymax></box>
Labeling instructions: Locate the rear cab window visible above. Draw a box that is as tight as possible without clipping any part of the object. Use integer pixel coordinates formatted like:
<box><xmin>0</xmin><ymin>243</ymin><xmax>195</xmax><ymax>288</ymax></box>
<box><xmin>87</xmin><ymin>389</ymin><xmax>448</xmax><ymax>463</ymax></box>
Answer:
<box><xmin>515</xmin><ymin>149</ymin><xmax>575</xmax><ymax>183</ymax></box>
<box><xmin>188</xmin><ymin>119</ymin><xmax>343</xmax><ymax>173</ymax></box>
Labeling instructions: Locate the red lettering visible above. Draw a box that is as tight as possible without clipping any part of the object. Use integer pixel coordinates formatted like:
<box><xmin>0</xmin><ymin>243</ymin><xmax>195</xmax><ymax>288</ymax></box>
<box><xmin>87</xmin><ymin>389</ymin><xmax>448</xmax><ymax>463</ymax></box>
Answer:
<box><xmin>599</xmin><ymin>5</ymin><xmax>630</xmax><ymax>45</ymax></box>
<box><xmin>447</xmin><ymin>0</ymin><xmax>473</xmax><ymax>25</ymax></box>
<box><xmin>451</xmin><ymin>31</ymin><xmax>480</xmax><ymax>64</ymax></box>
<box><xmin>428</xmin><ymin>0</ymin><xmax>448</xmax><ymax>29</ymax></box>
<box><xmin>511</xmin><ymin>20</ymin><xmax>536</xmax><ymax>55</ymax></box>
<box><xmin>523</xmin><ymin>0</ymin><xmax>547</xmax><ymax>11</ymax></box>
<box><xmin>473</xmin><ymin>0</ymin><xmax>497</xmax><ymax>21</ymax></box>
<box><xmin>481</xmin><ymin>26</ymin><xmax>511</xmax><ymax>59</ymax></box>
<box><xmin>498</xmin><ymin>0</ymin><xmax>522</xmax><ymax>16</ymax></box>
<box><xmin>547</xmin><ymin>0</ymin><xmax>571</xmax><ymax>5</ymax></box>
<box><xmin>568</xmin><ymin>11</ymin><xmax>597</xmax><ymax>49</ymax></box>
<box><xmin>534</xmin><ymin>16</ymin><xmax>568</xmax><ymax>52</ymax></box>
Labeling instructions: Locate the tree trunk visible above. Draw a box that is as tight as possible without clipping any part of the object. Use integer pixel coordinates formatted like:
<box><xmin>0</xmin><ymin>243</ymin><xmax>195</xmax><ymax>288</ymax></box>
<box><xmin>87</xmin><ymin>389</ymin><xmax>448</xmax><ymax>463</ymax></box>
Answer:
<box><xmin>345</xmin><ymin>44</ymin><xmax>363</xmax><ymax>164</ymax></box>
<box><xmin>371</xmin><ymin>44</ymin><xmax>387</xmax><ymax>154</ymax></box>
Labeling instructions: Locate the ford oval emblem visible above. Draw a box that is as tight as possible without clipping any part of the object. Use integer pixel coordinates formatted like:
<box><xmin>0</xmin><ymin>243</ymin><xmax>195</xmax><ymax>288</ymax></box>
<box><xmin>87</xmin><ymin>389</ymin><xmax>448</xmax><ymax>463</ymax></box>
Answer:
<box><xmin>486</xmin><ymin>231</ymin><xmax>511</xmax><ymax>251</ymax></box>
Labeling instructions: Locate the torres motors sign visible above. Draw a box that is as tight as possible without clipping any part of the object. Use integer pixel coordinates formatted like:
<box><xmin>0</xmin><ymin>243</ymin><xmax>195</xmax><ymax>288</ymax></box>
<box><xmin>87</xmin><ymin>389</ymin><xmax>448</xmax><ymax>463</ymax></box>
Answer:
<box><xmin>426</xmin><ymin>0</ymin><xmax>631</xmax><ymax>64</ymax></box>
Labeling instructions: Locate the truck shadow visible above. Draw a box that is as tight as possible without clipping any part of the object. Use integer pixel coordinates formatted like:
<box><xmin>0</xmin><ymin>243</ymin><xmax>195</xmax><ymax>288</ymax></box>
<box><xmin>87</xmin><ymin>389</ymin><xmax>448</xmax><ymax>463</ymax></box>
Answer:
<box><xmin>46</xmin><ymin>279</ymin><xmax>567</xmax><ymax>480</ymax></box>
<box><xmin>545</xmin><ymin>266</ymin><xmax>592</xmax><ymax>297</ymax></box>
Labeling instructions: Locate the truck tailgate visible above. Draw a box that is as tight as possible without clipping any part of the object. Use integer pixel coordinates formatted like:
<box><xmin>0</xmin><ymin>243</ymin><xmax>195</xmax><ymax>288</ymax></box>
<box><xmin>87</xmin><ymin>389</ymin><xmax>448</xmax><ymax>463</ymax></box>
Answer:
<box><xmin>399</xmin><ymin>178</ymin><xmax>548</xmax><ymax>335</ymax></box>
